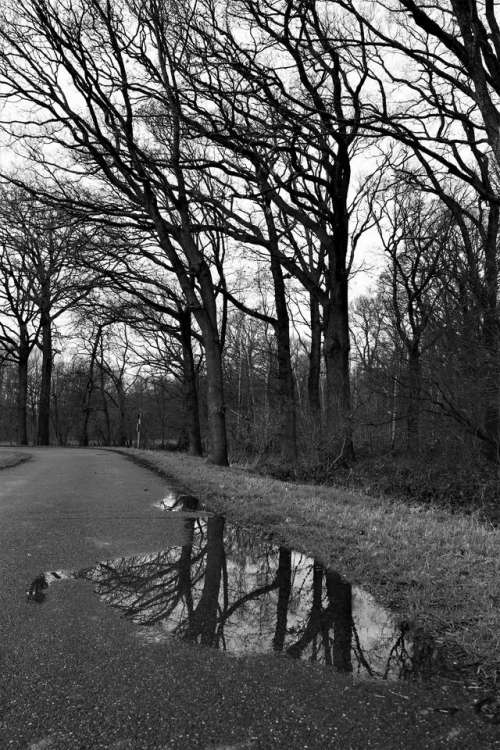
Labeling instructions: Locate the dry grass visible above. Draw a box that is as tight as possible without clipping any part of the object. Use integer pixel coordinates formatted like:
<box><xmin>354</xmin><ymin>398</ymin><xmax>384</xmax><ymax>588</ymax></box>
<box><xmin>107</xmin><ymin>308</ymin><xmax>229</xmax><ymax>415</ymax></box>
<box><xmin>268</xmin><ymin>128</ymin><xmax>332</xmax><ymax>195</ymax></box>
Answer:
<box><xmin>116</xmin><ymin>448</ymin><xmax>500</xmax><ymax>680</ymax></box>
<box><xmin>0</xmin><ymin>449</ymin><xmax>31</xmax><ymax>470</ymax></box>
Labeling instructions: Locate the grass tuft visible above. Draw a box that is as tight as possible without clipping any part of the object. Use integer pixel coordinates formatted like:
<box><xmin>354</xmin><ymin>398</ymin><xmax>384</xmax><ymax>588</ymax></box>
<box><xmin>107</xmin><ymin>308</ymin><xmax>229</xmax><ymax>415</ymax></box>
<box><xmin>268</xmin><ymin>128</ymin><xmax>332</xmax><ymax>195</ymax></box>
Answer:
<box><xmin>0</xmin><ymin>449</ymin><xmax>31</xmax><ymax>470</ymax></box>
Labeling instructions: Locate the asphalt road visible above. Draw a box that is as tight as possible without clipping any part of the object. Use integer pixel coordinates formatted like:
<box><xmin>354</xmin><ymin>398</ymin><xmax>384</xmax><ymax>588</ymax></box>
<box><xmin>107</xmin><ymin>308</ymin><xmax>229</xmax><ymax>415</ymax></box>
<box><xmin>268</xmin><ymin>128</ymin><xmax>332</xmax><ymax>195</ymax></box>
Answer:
<box><xmin>0</xmin><ymin>448</ymin><xmax>498</xmax><ymax>750</ymax></box>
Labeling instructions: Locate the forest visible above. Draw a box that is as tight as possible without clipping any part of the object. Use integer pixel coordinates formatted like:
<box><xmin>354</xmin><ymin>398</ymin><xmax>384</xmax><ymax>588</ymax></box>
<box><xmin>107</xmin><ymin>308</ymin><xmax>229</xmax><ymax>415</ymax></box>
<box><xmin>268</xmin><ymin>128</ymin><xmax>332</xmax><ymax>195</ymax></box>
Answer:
<box><xmin>0</xmin><ymin>0</ymin><xmax>498</xmax><ymax>513</ymax></box>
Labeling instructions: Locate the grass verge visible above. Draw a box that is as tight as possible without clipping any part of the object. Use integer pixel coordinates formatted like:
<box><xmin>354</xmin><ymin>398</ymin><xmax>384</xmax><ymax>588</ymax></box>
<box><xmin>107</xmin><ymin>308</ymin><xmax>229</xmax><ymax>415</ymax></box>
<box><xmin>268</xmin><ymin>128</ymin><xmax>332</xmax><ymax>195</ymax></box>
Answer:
<box><xmin>0</xmin><ymin>449</ymin><xmax>31</xmax><ymax>470</ymax></box>
<box><xmin>116</xmin><ymin>447</ymin><xmax>500</xmax><ymax>684</ymax></box>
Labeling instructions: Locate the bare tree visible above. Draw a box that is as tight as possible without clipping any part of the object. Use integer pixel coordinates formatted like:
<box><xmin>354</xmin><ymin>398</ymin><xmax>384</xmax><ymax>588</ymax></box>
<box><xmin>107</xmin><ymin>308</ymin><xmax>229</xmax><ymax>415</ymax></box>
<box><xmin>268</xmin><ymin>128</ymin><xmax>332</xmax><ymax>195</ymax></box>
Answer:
<box><xmin>0</xmin><ymin>239</ymin><xmax>40</xmax><ymax>443</ymax></box>
<box><xmin>0</xmin><ymin>0</ymin><xmax>234</xmax><ymax>462</ymax></box>
<box><xmin>175</xmin><ymin>0</ymin><xmax>379</xmax><ymax>461</ymax></box>
<box><xmin>115</xmin><ymin>297</ymin><xmax>204</xmax><ymax>456</ymax></box>
<box><xmin>333</xmin><ymin>1</ymin><xmax>500</xmax><ymax>460</ymax></box>
<box><xmin>0</xmin><ymin>190</ymin><xmax>96</xmax><ymax>444</ymax></box>
<box><xmin>373</xmin><ymin>182</ymin><xmax>453</xmax><ymax>452</ymax></box>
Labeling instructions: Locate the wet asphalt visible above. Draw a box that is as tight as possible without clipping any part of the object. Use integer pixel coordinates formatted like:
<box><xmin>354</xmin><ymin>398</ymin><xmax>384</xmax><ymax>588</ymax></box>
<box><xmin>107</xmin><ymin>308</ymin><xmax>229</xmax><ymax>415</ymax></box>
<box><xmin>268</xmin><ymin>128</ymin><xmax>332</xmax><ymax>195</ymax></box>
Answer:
<box><xmin>0</xmin><ymin>448</ymin><xmax>498</xmax><ymax>750</ymax></box>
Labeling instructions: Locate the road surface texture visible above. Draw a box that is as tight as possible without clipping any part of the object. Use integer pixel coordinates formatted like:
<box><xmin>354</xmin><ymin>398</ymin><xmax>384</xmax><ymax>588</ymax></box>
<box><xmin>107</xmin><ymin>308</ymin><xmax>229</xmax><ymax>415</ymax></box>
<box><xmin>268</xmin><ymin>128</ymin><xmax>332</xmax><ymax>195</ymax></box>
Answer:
<box><xmin>0</xmin><ymin>448</ymin><xmax>498</xmax><ymax>749</ymax></box>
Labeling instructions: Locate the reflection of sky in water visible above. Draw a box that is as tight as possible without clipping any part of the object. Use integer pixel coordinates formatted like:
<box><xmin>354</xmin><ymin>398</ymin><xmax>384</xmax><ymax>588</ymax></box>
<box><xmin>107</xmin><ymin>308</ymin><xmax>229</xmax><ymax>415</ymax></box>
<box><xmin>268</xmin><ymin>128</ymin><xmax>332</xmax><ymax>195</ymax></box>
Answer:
<box><xmin>78</xmin><ymin>514</ymin><xmax>411</xmax><ymax>680</ymax></box>
<box><xmin>200</xmin><ymin>553</ymin><xmax>398</xmax><ymax>677</ymax></box>
<box><xmin>152</xmin><ymin>492</ymin><xmax>178</xmax><ymax>511</ymax></box>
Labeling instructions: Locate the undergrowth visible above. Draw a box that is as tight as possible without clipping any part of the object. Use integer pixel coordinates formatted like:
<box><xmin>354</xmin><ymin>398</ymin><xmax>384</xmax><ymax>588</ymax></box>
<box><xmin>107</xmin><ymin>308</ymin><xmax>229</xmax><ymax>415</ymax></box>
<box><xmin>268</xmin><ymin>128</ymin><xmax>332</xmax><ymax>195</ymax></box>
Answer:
<box><xmin>254</xmin><ymin>449</ymin><xmax>500</xmax><ymax>525</ymax></box>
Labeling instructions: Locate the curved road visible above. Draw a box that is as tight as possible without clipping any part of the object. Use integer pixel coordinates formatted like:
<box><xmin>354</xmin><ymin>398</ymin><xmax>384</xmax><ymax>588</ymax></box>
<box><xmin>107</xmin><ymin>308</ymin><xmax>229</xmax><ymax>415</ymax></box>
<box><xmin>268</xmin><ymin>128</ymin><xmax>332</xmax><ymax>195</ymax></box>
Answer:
<box><xmin>0</xmin><ymin>448</ymin><xmax>497</xmax><ymax>749</ymax></box>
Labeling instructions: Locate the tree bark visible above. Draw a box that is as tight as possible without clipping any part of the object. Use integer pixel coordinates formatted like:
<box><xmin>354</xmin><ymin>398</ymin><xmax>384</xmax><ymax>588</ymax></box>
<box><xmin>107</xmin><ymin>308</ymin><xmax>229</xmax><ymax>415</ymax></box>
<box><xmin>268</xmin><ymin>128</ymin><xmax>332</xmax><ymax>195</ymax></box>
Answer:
<box><xmin>202</xmin><ymin>329</ymin><xmax>228</xmax><ymax>465</ymax></box>
<box><xmin>323</xmin><ymin>141</ymin><xmax>354</xmax><ymax>463</ymax></box>
<box><xmin>407</xmin><ymin>345</ymin><xmax>421</xmax><ymax>454</ymax></box>
<box><xmin>179</xmin><ymin>309</ymin><xmax>203</xmax><ymax>456</ymax></box>
<box><xmin>116</xmin><ymin>381</ymin><xmax>127</xmax><ymax>447</ymax></box>
<box><xmin>270</xmin><ymin>252</ymin><xmax>297</xmax><ymax>466</ymax></box>
<box><xmin>481</xmin><ymin>203</ymin><xmax>499</xmax><ymax>462</ymax></box>
<box><xmin>325</xmin><ymin>570</ymin><xmax>353</xmax><ymax>673</ymax></box>
<box><xmin>98</xmin><ymin>340</ymin><xmax>112</xmax><ymax>445</ymax></box>
<box><xmin>37</xmin><ymin>299</ymin><xmax>52</xmax><ymax>446</ymax></box>
<box><xmin>17</xmin><ymin>325</ymin><xmax>29</xmax><ymax>445</ymax></box>
<box><xmin>146</xmin><ymin>196</ymin><xmax>228</xmax><ymax>465</ymax></box>
<box><xmin>185</xmin><ymin>515</ymin><xmax>225</xmax><ymax>646</ymax></box>
<box><xmin>286</xmin><ymin>562</ymin><xmax>324</xmax><ymax>661</ymax></box>
<box><xmin>191</xmin><ymin>256</ymin><xmax>228</xmax><ymax>466</ymax></box>
<box><xmin>272</xmin><ymin>547</ymin><xmax>292</xmax><ymax>652</ymax></box>
<box><xmin>80</xmin><ymin>325</ymin><xmax>102</xmax><ymax>447</ymax></box>
<box><xmin>256</xmin><ymin>179</ymin><xmax>298</xmax><ymax>466</ymax></box>
<box><xmin>308</xmin><ymin>293</ymin><xmax>322</xmax><ymax>417</ymax></box>
<box><xmin>323</xmin><ymin>272</ymin><xmax>353</xmax><ymax>462</ymax></box>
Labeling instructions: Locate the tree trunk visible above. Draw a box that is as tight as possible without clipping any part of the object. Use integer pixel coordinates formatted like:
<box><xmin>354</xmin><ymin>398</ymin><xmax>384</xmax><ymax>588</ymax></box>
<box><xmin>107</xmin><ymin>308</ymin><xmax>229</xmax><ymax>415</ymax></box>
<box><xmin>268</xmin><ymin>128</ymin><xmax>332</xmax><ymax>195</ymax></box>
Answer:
<box><xmin>185</xmin><ymin>516</ymin><xmax>225</xmax><ymax>646</ymax></box>
<box><xmin>261</xmin><ymin>182</ymin><xmax>297</xmax><ymax>466</ymax></box>
<box><xmin>308</xmin><ymin>293</ymin><xmax>322</xmax><ymax>417</ymax></box>
<box><xmin>80</xmin><ymin>325</ymin><xmax>102</xmax><ymax>447</ymax></box>
<box><xmin>407</xmin><ymin>345</ymin><xmax>421</xmax><ymax>454</ymax></box>
<box><xmin>481</xmin><ymin>203</ymin><xmax>499</xmax><ymax>463</ymax></box>
<box><xmin>179</xmin><ymin>309</ymin><xmax>203</xmax><ymax>456</ymax></box>
<box><xmin>323</xmin><ymin>141</ymin><xmax>354</xmax><ymax>463</ymax></box>
<box><xmin>37</xmin><ymin>305</ymin><xmax>52</xmax><ymax>446</ymax></box>
<box><xmin>17</xmin><ymin>326</ymin><xmax>29</xmax><ymax>445</ymax></box>
<box><xmin>98</xmin><ymin>341</ymin><xmax>112</xmax><ymax>445</ymax></box>
<box><xmin>273</xmin><ymin>547</ymin><xmax>292</xmax><ymax>652</ymax></box>
<box><xmin>203</xmin><ymin>331</ymin><xmax>228</xmax><ymax>465</ymax></box>
<box><xmin>390</xmin><ymin>352</ymin><xmax>401</xmax><ymax>451</ymax></box>
<box><xmin>193</xmin><ymin>259</ymin><xmax>228</xmax><ymax>465</ymax></box>
<box><xmin>325</xmin><ymin>570</ymin><xmax>353</xmax><ymax>673</ymax></box>
<box><xmin>286</xmin><ymin>562</ymin><xmax>324</xmax><ymax>661</ymax></box>
<box><xmin>143</xmin><ymin>193</ymin><xmax>228</xmax><ymax>465</ymax></box>
<box><xmin>323</xmin><ymin>276</ymin><xmax>354</xmax><ymax>462</ymax></box>
<box><xmin>51</xmin><ymin>382</ymin><xmax>64</xmax><ymax>445</ymax></box>
<box><xmin>116</xmin><ymin>381</ymin><xmax>127</xmax><ymax>447</ymax></box>
<box><xmin>178</xmin><ymin>516</ymin><xmax>195</xmax><ymax>614</ymax></box>
<box><xmin>270</xmin><ymin>253</ymin><xmax>297</xmax><ymax>466</ymax></box>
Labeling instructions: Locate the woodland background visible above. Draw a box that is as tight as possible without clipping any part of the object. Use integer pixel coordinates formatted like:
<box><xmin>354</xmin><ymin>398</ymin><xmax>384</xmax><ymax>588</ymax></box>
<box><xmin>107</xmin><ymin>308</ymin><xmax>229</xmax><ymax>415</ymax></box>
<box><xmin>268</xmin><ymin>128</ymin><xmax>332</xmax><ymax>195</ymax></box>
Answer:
<box><xmin>0</xmin><ymin>0</ymin><xmax>498</xmax><ymax>513</ymax></box>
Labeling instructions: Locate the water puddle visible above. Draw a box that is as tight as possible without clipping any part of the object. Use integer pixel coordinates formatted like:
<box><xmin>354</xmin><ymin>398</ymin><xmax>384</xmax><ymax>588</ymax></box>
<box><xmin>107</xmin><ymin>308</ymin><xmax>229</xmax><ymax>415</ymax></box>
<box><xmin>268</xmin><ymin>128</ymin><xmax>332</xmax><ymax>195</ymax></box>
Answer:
<box><xmin>30</xmin><ymin>495</ymin><xmax>446</xmax><ymax>681</ymax></box>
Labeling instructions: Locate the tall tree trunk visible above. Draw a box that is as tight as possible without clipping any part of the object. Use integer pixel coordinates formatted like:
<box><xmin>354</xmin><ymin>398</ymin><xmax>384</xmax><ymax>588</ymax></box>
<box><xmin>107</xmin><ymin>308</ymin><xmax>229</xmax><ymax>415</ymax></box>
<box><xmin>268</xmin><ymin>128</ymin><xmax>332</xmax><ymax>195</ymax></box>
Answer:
<box><xmin>273</xmin><ymin>547</ymin><xmax>292</xmax><ymax>652</ymax></box>
<box><xmin>80</xmin><ymin>325</ymin><xmax>102</xmax><ymax>447</ymax></box>
<box><xmin>193</xmin><ymin>259</ymin><xmax>228</xmax><ymax>465</ymax></box>
<box><xmin>270</xmin><ymin>253</ymin><xmax>297</xmax><ymax>466</ymax></box>
<box><xmin>323</xmin><ymin>277</ymin><xmax>353</xmax><ymax>462</ymax></box>
<box><xmin>178</xmin><ymin>516</ymin><xmax>195</xmax><ymax>614</ymax></box>
<box><xmin>51</xmin><ymin>382</ymin><xmax>64</xmax><ymax>445</ymax></box>
<box><xmin>286</xmin><ymin>562</ymin><xmax>324</xmax><ymax>661</ymax></box>
<box><xmin>325</xmin><ymin>570</ymin><xmax>353</xmax><ymax>673</ymax></box>
<box><xmin>323</xmin><ymin>143</ymin><xmax>354</xmax><ymax>463</ymax></box>
<box><xmin>406</xmin><ymin>345</ymin><xmax>421</xmax><ymax>454</ymax></box>
<box><xmin>17</xmin><ymin>326</ymin><xmax>29</xmax><ymax>445</ymax></box>
<box><xmin>185</xmin><ymin>516</ymin><xmax>225</xmax><ymax>646</ymax></box>
<box><xmin>312</xmin><ymin>562</ymin><xmax>328</xmax><ymax>664</ymax></box>
<box><xmin>116</xmin><ymin>381</ymin><xmax>127</xmax><ymax>447</ymax></box>
<box><xmin>98</xmin><ymin>341</ymin><xmax>112</xmax><ymax>445</ymax></box>
<box><xmin>202</xmin><ymin>331</ymin><xmax>228</xmax><ymax>465</ymax></box>
<box><xmin>37</xmin><ymin>303</ymin><xmax>52</xmax><ymax>446</ymax></box>
<box><xmin>261</xmin><ymin>182</ymin><xmax>297</xmax><ymax>466</ymax></box>
<box><xmin>308</xmin><ymin>293</ymin><xmax>322</xmax><ymax>417</ymax></box>
<box><xmin>179</xmin><ymin>309</ymin><xmax>203</xmax><ymax>456</ymax></box>
<box><xmin>142</xmin><ymin>189</ymin><xmax>228</xmax><ymax>465</ymax></box>
<box><xmin>390</xmin><ymin>351</ymin><xmax>401</xmax><ymax>451</ymax></box>
<box><xmin>481</xmin><ymin>203</ymin><xmax>499</xmax><ymax>463</ymax></box>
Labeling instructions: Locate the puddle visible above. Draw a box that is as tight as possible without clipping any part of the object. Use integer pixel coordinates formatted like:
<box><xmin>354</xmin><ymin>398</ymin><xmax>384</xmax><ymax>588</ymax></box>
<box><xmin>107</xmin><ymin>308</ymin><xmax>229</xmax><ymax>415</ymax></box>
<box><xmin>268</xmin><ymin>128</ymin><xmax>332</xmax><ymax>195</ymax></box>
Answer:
<box><xmin>32</xmin><ymin>495</ymin><xmax>449</xmax><ymax>681</ymax></box>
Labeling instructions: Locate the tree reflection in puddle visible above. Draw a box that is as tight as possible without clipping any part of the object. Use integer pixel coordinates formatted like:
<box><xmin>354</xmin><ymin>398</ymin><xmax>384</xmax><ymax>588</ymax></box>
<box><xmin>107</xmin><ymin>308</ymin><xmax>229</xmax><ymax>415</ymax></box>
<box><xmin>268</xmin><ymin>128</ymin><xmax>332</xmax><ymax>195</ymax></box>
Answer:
<box><xmin>72</xmin><ymin>498</ymin><xmax>432</xmax><ymax>681</ymax></box>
